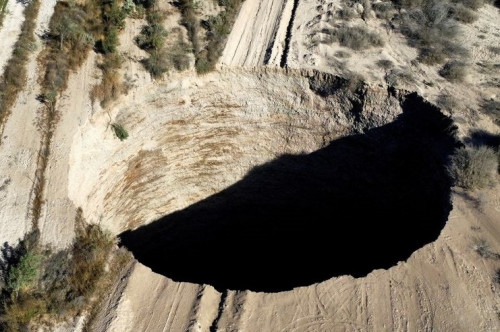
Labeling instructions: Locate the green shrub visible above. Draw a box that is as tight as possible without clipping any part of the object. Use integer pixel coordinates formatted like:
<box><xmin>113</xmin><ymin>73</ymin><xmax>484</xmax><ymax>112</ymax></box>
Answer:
<box><xmin>439</xmin><ymin>60</ymin><xmax>468</xmax><ymax>82</ymax></box>
<box><xmin>136</xmin><ymin>22</ymin><xmax>168</xmax><ymax>50</ymax></box>
<box><xmin>448</xmin><ymin>146</ymin><xmax>498</xmax><ymax>189</ymax></box>
<box><xmin>7</xmin><ymin>252</ymin><xmax>43</xmax><ymax>296</ymax></box>
<box><xmin>111</xmin><ymin>123</ymin><xmax>129</xmax><ymax>141</ymax></box>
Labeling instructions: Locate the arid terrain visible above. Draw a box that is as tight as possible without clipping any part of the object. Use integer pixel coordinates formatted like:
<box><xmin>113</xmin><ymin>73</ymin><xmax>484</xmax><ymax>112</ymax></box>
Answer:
<box><xmin>0</xmin><ymin>0</ymin><xmax>499</xmax><ymax>331</ymax></box>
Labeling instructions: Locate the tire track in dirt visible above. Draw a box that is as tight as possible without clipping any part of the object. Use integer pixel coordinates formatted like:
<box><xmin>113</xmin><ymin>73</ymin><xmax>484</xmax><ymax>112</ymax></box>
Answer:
<box><xmin>280</xmin><ymin>0</ymin><xmax>299</xmax><ymax>67</ymax></box>
<box><xmin>220</xmin><ymin>0</ymin><xmax>295</xmax><ymax>67</ymax></box>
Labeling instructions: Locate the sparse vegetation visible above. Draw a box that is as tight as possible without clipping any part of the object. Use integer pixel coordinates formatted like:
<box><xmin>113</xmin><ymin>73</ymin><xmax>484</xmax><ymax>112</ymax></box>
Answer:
<box><xmin>112</xmin><ymin>123</ymin><xmax>129</xmax><ymax>140</ymax></box>
<box><xmin>136</xmin><ymin>11</ymin><xmax>168</xmax><ymax>50</ymax></box>
<box><xmin>337</xmin><ymin>7</ymin><xmax>358</xmax><ymax>21</ymax></box>
<box><xmin>385</xmin><ymin>68</ymin><xmax>415</xmax><ymax>87</ymax></box>
<box><xmin>376</xmin><ymin>59</ymin><xmax>394</xmax><ymax>70</ymax></box>
<box><xmin>448</xmin><ymin>145</ymin><xmax>498</xmax><ymax>189</ymax></box>
<box><xmin>437</xmin><ymin>93</ymin><xmax>458</xmax><ymax>112</ymax></box>
<box><xmin>0</xmin><ymin>0</ymin><xmax>40</xmax><ymax>135</ymax></box>
<box><xmin>439</xmin><ymin>60</ymin><xmax>468</xmax><ymax>82</ymax></box>
<box><xmin>488</xmin><ymin>46</ymin><xmax>500</xmax><ymax>55</ymax></box>
<box><xmin>92</xmin><ymin>53</ymin><xmax>124</xmax><ymax>108</ymax></box>
<box><xmin>135</xmin><ymin>8</ymin><xmax>170</xmax><ymax>78</ymax></box>
<box><xmin>335</xmin><ymin>50</ymin><xmax>351</xmax><ymax>58</ymax></box>
<box><xmin>41</xmin><ymin>1</ymin><xmax>97</xmax><ymax>103</ymax></box>
<box><xmin>0</xmin><ymin>214</ymin><xmax>130</xmax><ymax>331</ymax></box>
<box><xmin>0</xmin><ymin>0</ymin><xmax>7</xmax><ymax>28</ymax></box>
<box><xmin>91</xmin><ymin>0</ymin><xmax>129</xmax><ymax>107</ymax></box>
<box><xmin>390</xmin><ymin>0</ymin><xmax>477</xmax><ymax>65</ymax></box>
<box><xmin>451</xmin><ymin>3</ymin><xmax>478</xmax><ymax>23</ymax></box>
<box><xmin>133</xmin><ymin>2</ymin><xmax>191</xmax><ymax>78</ymax></box>
<box><xmin>178</xmin><ymin>0</ymin><xmax>244</xmax><ymax>74</ymax></box>
<box><xmin>7</xmin><ymin>252</ymin><xmax>43</xmax><ymax>297</ymax></box>
<box><xmin>482</xmin><ymin>99</ymin><xmax>499</xmax><ymax>125</ymax></box>
<box><xmin>471</xmin><ymin>237</ymin><xmax>500</xmax><ymax>259</ymax></box>
<box><xmin>327</xmin><ymin>25</ymin><xmax>384</xmax><ymax>51</ymax></box>
<box><xmin>493</xmin><ymin>268</ymin><xmax>500</xmax><ymax>284</ymax></box>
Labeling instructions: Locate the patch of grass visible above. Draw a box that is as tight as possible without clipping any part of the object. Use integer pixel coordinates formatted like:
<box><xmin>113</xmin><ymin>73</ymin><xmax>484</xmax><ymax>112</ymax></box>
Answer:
<box><xmin>448</xmin><ymin>145</ymin><xmax>498</xmax><ymax>189</ymax></box>
<box><xmin>0</xmin><ymin>0</ymin><xmax>40</xmax><ymax>138</ymax></box>
<box><xmin>330</xmin><ymin>25</ymin><xmax>384</xmax><ymax>50</ymax></box>
<box><xmin>111</xmin><ymin>123</ymin><xmax>129</xmax><ymax>140</ymax></box>
<box><xmin>439</xmin><ymin>60</ymin><xmax>468</xmax><ymax>82</ymax></box>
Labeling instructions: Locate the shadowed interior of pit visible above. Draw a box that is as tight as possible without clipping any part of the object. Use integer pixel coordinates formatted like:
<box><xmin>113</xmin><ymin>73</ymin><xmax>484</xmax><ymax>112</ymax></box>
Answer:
<box><xmin>119</xmin><ymin>93</ymin><xmax>459</xmax><ymax>292</ymax></box>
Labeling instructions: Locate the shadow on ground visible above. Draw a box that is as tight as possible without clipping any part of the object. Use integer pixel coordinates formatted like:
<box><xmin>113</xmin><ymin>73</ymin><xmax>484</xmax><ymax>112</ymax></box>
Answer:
<box><xmin>119</xmin><ymin>93</ymin><xmax>459</xmax><ymax>292</ymax></box>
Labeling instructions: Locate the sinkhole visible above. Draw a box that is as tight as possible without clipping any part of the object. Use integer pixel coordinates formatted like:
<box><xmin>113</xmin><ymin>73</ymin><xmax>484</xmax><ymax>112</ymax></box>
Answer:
<box><xmin>118</xmin><ymin>77</ymin><xmax>459</xmax><ymax>292</ymax></box>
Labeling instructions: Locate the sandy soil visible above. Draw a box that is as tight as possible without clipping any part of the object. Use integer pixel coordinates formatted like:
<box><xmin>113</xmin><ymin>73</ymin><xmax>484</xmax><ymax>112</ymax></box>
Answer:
<box><xmin>0</xmin><ymin>0</ymin><xmax>58</xmax><ymax>247</ymax></box>
<box><xmin>38</xmin><ymin>52</ymin><xmax>98</xmax><ymax>248</ymax></box>
<box><xmin>0</xmin><ymin>0</ymin><xmax>25</xmax><ymax>77</ymax></box>
<box><xmin>287</xmin><ymin>3</ymin><xmax>500</xmax><ymax>126</ymax></box>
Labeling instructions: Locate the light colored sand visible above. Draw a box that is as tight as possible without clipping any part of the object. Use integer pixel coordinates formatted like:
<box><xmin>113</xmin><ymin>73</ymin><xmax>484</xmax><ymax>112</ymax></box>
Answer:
<box><xmin>0</xmin><ymin>0</ymin><xmax>25</xmax><ymax>77</ymax></box>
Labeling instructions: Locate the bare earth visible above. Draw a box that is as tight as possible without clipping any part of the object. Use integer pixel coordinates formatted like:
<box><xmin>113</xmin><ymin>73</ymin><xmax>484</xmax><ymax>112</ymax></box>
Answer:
<box><xmin>0</xmin><ymin>1</ymin><xmax>499</xmax><ymax>331</ymax></box>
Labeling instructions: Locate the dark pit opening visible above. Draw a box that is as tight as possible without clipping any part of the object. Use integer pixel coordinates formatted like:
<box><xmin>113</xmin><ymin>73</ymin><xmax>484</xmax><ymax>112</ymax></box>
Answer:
<box><xmin>119</xmin><ymin>93</ymin><xmax>459</xmax><ymax>292</ymax></box>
